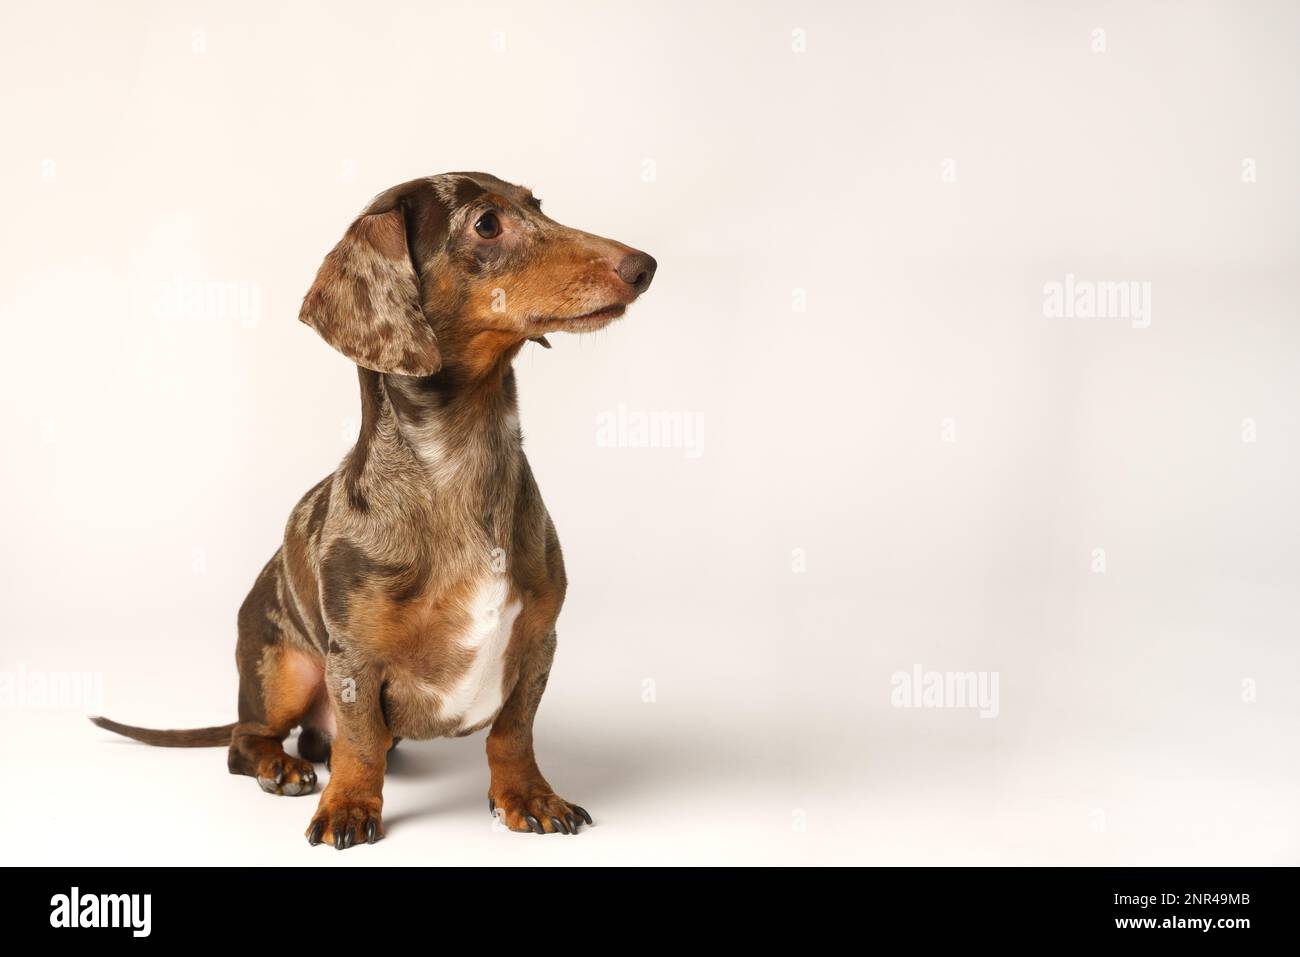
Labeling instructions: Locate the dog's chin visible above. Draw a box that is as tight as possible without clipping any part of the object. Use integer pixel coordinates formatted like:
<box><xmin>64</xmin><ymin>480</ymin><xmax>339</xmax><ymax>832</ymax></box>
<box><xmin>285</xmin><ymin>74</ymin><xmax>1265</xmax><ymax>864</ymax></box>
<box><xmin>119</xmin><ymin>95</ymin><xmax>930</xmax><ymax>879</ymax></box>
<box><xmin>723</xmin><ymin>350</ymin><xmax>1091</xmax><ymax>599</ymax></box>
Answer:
<box><xmin>538</xmin><ymin>304</ymin><xmax>627</xmax><ymax>334</ymax></box>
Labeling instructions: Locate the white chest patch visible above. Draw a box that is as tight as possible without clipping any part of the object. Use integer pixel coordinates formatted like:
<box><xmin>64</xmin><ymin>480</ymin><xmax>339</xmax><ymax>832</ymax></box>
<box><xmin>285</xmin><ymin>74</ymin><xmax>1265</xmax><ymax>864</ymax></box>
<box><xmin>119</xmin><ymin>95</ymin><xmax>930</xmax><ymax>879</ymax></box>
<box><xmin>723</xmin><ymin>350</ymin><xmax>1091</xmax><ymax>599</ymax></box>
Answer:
<box><xmin>437</xmin><ymin>576</ymin><xmax>522</xmax><ymax>732</ymax></box>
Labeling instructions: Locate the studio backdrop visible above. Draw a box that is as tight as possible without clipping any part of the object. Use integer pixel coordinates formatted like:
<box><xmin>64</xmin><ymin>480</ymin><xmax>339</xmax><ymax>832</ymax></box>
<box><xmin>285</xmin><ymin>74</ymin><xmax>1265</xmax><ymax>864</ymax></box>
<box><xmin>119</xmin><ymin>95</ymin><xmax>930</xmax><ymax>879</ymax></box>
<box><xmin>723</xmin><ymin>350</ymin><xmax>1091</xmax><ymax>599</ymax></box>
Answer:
<box><xmin>1</xmin><ymin>0</ymin><xmax>1297</xmax><ymax>865</ymax></box>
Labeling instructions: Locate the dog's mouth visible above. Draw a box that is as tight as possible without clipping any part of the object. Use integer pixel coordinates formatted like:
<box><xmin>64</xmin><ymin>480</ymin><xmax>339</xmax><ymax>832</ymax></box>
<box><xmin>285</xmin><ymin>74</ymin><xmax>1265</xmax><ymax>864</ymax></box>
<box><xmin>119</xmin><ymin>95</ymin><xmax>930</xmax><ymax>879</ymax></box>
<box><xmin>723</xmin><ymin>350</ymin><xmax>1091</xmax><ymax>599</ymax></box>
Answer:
<box><xmin>535</xmin><ymin>304</ymin><xmax>627</xmax><ymax>333</ymax></box>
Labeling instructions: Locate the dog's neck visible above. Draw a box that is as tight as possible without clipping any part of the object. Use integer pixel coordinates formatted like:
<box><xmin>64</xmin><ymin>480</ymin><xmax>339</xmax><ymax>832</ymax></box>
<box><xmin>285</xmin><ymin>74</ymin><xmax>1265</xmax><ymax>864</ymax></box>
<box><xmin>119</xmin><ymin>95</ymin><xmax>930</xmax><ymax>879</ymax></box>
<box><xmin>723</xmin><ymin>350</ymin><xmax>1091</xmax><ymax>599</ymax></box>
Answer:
<box><xmin>384</xmin><ymin>366</ymin><xmax>520</xmax><ymax>473</ymax></box>
<box><xmin>343</xmin><ymin>349</ymin><xmax>523</xmax><ymax>535</ymax></box>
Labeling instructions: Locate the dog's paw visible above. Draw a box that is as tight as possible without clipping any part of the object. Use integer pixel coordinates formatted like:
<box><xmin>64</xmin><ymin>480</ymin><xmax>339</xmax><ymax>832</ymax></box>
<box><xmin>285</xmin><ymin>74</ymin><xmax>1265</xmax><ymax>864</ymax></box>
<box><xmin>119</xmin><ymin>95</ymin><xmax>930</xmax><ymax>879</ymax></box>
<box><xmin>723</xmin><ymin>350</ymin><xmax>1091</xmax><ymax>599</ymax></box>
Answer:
<box><xmin>305</xmin><ymin>791</ymin><xmax>383</xmax><ymax>850</ymax></box>
<box><xmin>255</xmin><ymin>754</ymin><xmax>317</xmax><ymax>796</ymax></box>
<box><xmin>489</xmin><ymin>790</ymin><xmax>592</xmax><ymax>835</ymax></box>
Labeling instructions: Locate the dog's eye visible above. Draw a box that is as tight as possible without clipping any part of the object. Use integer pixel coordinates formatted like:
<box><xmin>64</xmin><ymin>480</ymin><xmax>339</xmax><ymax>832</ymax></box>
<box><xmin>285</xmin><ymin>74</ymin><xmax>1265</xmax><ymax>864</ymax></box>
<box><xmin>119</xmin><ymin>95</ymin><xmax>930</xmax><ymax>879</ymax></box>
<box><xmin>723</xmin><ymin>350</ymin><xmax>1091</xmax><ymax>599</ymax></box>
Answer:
<box><xmin>474</xmin><ymin>212</ymin><xmax>501</xmax><ymax>239</ymax></box>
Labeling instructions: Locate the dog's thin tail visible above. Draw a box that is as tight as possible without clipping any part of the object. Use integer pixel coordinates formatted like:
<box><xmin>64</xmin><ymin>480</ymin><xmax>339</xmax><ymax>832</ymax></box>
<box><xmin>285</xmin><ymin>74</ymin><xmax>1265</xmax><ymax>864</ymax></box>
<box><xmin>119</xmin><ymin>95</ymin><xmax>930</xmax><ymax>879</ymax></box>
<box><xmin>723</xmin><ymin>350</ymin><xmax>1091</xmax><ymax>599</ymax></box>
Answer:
<box><xmin>90</xmin><ymin>715</ymin><xmax>236</xmax><ymax>748</ymax></box>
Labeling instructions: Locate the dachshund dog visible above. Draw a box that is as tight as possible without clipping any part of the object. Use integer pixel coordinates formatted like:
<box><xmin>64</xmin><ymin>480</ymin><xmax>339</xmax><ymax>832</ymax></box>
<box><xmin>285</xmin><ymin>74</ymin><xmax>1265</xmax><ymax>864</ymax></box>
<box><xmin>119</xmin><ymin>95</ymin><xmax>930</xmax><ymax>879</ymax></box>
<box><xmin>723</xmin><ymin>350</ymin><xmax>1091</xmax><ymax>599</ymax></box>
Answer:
<box><xmin>92</xmin><ymin>172</ymin><xmax>656</xmax><ymax>848</ymax></box>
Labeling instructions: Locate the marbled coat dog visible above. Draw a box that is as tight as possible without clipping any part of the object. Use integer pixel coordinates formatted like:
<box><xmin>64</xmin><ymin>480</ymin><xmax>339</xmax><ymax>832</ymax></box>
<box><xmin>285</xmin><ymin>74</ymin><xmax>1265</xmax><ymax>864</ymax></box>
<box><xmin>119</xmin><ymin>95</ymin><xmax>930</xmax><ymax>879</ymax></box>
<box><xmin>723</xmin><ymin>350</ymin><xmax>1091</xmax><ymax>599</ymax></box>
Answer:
<box><xmin>92</xmin><ymin>173</ymin><xmax>656</xmax><ymax>848</ymax></box>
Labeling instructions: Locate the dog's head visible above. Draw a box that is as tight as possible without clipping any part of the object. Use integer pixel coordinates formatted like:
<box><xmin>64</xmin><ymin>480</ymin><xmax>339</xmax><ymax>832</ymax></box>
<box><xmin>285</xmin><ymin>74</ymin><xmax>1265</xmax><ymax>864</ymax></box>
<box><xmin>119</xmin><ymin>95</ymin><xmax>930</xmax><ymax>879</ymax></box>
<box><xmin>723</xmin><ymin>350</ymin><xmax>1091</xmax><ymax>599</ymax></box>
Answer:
<box><xmin>299</xmin><ymin>172</ymin><xmax>657</xmax><ymax>376</ymax></box>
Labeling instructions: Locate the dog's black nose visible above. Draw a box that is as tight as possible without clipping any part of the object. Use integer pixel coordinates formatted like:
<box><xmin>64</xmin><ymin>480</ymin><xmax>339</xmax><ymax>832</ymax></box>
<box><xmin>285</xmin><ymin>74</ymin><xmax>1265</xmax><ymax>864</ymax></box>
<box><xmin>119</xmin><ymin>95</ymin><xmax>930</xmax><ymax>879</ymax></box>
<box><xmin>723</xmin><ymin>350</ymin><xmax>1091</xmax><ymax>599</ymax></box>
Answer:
<box><xmin>617</xmin><ymin>252</ymin><xmax>657</xmax><ymax>295</ymax></box>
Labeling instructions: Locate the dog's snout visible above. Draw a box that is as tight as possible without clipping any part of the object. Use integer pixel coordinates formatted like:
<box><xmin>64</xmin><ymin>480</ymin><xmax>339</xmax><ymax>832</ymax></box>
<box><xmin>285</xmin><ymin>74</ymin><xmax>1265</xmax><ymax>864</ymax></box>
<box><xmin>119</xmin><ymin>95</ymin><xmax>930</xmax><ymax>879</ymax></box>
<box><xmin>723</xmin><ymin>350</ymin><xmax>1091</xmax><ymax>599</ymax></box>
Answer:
<box><xmin>616</xmin><ymin>251</ymin><xmax>657</xmax><ymax>295</ymax></box>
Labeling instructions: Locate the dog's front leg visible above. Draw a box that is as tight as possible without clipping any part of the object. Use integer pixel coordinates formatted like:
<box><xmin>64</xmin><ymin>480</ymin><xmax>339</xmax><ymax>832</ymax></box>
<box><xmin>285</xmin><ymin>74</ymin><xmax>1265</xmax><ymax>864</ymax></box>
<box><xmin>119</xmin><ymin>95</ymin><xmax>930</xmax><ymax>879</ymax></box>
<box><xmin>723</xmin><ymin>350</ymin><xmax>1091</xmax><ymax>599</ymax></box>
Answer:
<box><xmin>304</xmin><ymin>656</ymin><xmax>391</xmax><ymax>849</ymax></box>
<box><xmin>486</xmin><ymin>631</ymin><xmax>592</xmax><ymax>834</ymax></box>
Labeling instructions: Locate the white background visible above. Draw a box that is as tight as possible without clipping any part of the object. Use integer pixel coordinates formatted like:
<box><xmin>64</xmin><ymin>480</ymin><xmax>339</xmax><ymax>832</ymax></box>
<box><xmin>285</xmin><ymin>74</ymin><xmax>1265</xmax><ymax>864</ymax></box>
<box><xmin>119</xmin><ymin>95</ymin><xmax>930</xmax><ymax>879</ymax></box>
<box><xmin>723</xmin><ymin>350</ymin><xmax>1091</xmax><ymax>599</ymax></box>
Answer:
<box><xmin>2</xmin><ymin>0</ymin><xmax>1297</xmax><ymax>865</ymax></box>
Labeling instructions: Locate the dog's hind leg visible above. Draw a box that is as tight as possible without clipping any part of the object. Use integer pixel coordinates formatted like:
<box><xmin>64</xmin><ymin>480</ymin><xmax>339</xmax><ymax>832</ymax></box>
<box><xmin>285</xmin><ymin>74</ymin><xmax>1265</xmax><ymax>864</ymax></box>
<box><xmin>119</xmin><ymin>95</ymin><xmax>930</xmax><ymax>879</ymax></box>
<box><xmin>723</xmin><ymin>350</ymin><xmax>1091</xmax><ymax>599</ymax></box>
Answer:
<box><xmin>227</xmin><ymin>552</ymin><xmax>324</xmax><ymax>796</ymax></box>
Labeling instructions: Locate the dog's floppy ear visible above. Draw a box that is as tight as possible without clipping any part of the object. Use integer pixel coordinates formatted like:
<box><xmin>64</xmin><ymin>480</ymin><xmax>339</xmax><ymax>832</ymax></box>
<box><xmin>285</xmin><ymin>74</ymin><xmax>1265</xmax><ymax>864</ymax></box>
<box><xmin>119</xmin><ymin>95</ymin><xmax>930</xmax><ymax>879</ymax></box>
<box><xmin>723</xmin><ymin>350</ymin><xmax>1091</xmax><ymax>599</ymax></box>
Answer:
<box><xmin>299</xmin><ymin>204</ymin><xmax>441</xmax><ymax>376</ymax></box>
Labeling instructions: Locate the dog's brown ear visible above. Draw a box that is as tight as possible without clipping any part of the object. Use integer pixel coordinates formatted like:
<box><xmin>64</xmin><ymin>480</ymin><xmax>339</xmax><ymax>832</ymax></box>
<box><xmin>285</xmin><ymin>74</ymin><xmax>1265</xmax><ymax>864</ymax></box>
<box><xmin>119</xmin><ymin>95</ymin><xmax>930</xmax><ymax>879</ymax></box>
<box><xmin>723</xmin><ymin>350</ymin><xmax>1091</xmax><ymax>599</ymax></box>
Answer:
<box><xmin>299</xmin><ymin>207</ymin><xmax>441</xmax><ymax>376</ymax></box>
